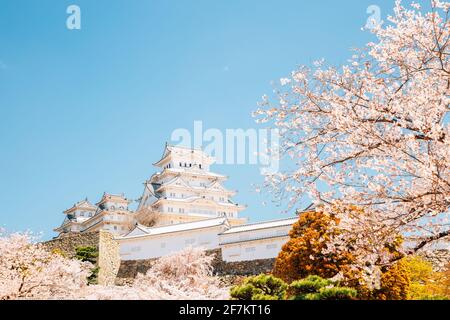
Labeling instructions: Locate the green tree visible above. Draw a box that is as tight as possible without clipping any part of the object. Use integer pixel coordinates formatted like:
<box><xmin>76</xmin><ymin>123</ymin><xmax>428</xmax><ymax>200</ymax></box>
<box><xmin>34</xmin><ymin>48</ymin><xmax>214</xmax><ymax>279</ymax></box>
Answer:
<box><xmin>75</xmin><ymin>246</ymin><xmax>98</xmax><ymax>264</ymax></box>
<box><xmin>289</xmin><ymin>275</ymin><xmax>357</xmax><ymax>300</ymax></box>
<box><xmin>230</xmin><ymin>274</ymin><xmax>288</xmax><ymax>300</ymax></box>
<box><xmin>75</xmin><ymin>246</ymin><xmax>99</xmax><ymax>285</ymax></box>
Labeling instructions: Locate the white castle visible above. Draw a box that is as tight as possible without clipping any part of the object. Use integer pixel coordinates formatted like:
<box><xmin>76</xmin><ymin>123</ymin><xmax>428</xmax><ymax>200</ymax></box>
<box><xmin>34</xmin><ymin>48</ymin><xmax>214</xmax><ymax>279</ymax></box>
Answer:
<box><xmin>55</xmin><ymin>144</ymin><xmax>298</xmax><ymax>263</ymax></box>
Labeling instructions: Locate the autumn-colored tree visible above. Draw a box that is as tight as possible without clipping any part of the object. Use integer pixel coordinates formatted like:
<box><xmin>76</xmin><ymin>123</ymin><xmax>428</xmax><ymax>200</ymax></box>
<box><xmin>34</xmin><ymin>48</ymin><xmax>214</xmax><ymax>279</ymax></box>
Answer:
<box><xmin>403</xmin><ymin>256</ymin><xmax>450</xmax><ymax>300</ymax></box>
<box><xmin>369</xmin><ymin>260</ymin><xmax>410</xmax><ymax>300</ymax></box>
<box><xmin>273</xmin><ymin>209</ymin><xmax>358</xmax><ymax>285</ymax></box>
<box><xmin>254</xmin><ymin>0</ymin><xmax>450</xmax><ymax>278</ymax></box>
<box><xmin>273</xmin><ymin>208</ymin><xmax>411</xmax><ymax>299</ymax></box>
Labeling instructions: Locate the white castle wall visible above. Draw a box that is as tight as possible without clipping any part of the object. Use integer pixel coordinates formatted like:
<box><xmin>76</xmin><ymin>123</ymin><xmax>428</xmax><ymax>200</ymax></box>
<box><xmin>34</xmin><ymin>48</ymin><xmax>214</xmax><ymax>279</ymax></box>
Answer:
<box><xmin>119</xmin><ymin>225</ymin><xmax>227</xmax><ymax>261</ymax></box>
<box><xmin>221</xmin><ymin>237</ymin><xmax>289</xmax><ymax>262</ymax></box>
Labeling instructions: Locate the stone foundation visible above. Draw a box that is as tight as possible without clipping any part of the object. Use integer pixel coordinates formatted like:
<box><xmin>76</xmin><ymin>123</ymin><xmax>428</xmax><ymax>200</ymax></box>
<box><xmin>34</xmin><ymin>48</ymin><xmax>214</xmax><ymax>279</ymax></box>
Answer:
<box><xmin>115</xmin><ymin>249</ymin><xmax>275</xmax><ymax>285</ymax></box>
<box><xmin>98</xmin><ymin>231</ymin><xmax>121</xmax><ymax>286</ymax></box>
<box><xmin>42</xmin><ymin>231</ymin><xmax>121</xmax><ymax>286</ymax></box>
<box><xmin>42</xmin><ymin>232</ymin><xmax>100</xmax><ymax>258</ymax></box>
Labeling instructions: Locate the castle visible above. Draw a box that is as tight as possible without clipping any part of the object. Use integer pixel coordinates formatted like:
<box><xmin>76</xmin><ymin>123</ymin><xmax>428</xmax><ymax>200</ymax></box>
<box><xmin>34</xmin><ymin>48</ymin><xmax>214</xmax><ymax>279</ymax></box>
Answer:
<box><xmin>55</xmin><ymin>144</ymin><xmax>298</xmax><ymax>263</ymax></box>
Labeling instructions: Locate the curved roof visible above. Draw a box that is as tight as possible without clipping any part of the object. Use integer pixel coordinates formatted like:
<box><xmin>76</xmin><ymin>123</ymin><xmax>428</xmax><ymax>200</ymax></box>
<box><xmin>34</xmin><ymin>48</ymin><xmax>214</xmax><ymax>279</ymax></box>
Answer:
<box><xmin>220</xmin><ymin>217</ymin><xmax>298</xmax><ymax>235</ymax></box>
<box><xmin>120</xmin><ymin>217</ymin><xmax>229</xmax><ymax>239</ymax></box>
<box><xmin>63</xmin><ymin>198</ymin><xmax>97</xmax><ymax>214</ymax></box>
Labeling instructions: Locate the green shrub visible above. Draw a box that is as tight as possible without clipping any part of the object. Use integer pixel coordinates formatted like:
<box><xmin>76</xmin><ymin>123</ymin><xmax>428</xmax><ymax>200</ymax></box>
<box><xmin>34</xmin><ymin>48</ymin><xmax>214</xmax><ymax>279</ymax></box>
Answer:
<box><xmin>230</xmin><ymin>274</ymin><xmax>288</xmax><ymax>300</ymax></box>
<box><xmin>289</xmin><ymin>275</ymin><xmax>333</xmax><ymax>297</ymax></box>
<box><xmin>75</xmin><ymin>246</ymin><xmax>99</xmax><ymax>285</ymax></box>
<box><xmin>314</xmin><ymin>287</ymin><xmax>357</xmax><ymax>300</ymax></box>
<box><xmin>75</xmin><ymin>246</ymin><xmax>98</xmax><ymax>264</ymax></box>
<box><xmin>289</xmin><ymin>275</ymin><xmax>357</xmax><ymax>300</ymax></box>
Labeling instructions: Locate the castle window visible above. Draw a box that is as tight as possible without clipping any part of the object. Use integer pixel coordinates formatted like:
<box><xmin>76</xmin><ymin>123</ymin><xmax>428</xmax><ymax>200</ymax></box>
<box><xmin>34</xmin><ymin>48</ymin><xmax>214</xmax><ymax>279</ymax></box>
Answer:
<box><xmin>179</xmin><ymin>208</ymin><xmax>184</xmax><ymax>213</ymax></box>
<box><xmin>110</xmin><ymin>206</ymin><xmax>115</xmax><ymax>210</ymax></box>
<box><xmin>199</xmin><ymin>164</ymin><xmax>202</xmax><ymax>169</ymax></box>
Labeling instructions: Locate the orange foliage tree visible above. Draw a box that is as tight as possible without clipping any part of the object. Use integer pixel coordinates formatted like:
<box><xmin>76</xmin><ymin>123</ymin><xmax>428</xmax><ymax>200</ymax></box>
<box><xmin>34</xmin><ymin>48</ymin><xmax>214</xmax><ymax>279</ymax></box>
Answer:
<box><xmin>273</xmin><ymin>208</ymin><xmax>411</xmax><ymax>300</ymax></box>
<box><xmin>273</xmin><ymin>210</ymin><xmax>357</xmax><ymax>284</ymax></box>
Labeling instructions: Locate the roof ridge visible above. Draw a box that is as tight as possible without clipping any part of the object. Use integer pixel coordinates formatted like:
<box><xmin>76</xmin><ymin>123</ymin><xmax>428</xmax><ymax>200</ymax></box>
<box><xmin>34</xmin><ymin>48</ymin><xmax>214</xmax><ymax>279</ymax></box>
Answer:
<box><xmin>167</xmin><ymin>144</ymin><xmax>203</xmax><ymax>151</ymax></box>
<box><xmin>140</xmin><ymin>217</ymin><xmax>227</xmax><ymax>231</ymax></box>
<box><xmin>227</xmin><ymin>216</ymin><xmax>298</xmax><ymax>229</ymax></box>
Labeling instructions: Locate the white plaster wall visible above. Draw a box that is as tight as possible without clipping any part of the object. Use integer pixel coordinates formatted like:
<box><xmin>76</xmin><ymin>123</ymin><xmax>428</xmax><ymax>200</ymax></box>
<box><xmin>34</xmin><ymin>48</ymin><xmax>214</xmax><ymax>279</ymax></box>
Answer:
<box><xmin>219</xmin><ymin>225</ymin><xmax>292</xmax><ymax>245</ymax></box>
<box><xmin>221</xmin><ymin>237</ymin><xmax>289</xmax><ymax>262</ymax></box>
<box><xmin>118</xmin><ymin>226</ymin><xmax>225</xmax><ymax>260</ymax></box>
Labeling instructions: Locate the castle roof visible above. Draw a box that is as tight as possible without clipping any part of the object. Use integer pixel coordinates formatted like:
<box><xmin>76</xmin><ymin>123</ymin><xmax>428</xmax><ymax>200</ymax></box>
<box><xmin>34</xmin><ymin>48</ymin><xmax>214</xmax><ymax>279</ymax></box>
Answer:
<box><xmin>152</xmin><ymin>168</ymin><xmax>227</xmax><ymax>180</ymax></box>
<box><xmin>63</xmin><ymin>198</ymin><xmax>97</xmax><ymax>214</ymax></box>
<box><xmin>153</xmin><ymin>143</ymin><xmax>214</xmax><ymax>168</ymax></box>
<box><xmin>121</xmin><ymin>217</ymin><xmax>229</xmax><ymax>239</ymax></box>
<box><xmin>219</xmin><ymin>217</ymin><xmax>298</xmax><ymax>235</ymax></box>
<box><xmin>96</xmin><ymin>193</ymin><xmax>130</xmax><ymax>206</ymax></box>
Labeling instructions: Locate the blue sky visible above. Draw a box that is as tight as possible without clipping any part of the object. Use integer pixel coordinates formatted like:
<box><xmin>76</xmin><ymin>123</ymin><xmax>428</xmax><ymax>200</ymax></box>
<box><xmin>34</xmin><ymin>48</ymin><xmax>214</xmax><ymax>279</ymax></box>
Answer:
<box><xmin>0</xmin><ymin>0</ymin><xmax>398</xmax><ymax>240</ymax></box>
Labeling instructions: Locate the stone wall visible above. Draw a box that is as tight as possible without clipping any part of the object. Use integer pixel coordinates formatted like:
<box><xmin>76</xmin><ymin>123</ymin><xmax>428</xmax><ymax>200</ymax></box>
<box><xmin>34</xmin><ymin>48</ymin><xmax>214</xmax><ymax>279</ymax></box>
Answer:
<box><xmin>115</xmin><ymin>249</ymin><xmax>275</xmax><ymax>285</ymax></box>
<box><xmin>98</xmin><ymin>231</ymin><xmax>121</xmax><ymax>286</ymax></box>
<box><xmin>211</xmin><ymin>249</ymin><xmax>275</xmax><ymax>276</ymax></box>
<box><xmin>42</xmin><ymin>231</ymin><xmax>121</xmax><ymax>286</ymax></box>
<box><xmin>42</xmin><ymin>232</ymin><xmax>100</xmax><ymax>258</ymax></box>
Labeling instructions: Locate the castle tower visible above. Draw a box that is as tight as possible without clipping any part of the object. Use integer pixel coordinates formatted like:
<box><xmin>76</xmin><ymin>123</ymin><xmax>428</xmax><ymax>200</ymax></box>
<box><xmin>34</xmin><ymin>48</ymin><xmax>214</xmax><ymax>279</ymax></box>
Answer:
<box><xmin>137</xmin><ymin>144</ymin><xmax>247</xmax><ymax>226</ymax></box>
<box><xmin>55</xmin><ymin>193</ymin><xmax>135</xmax><ymax>237</ymax></box>
<box><xmin>54</xmin><ymin>198</ymin><xmax>97</xmax><ymax>235</ymax></box>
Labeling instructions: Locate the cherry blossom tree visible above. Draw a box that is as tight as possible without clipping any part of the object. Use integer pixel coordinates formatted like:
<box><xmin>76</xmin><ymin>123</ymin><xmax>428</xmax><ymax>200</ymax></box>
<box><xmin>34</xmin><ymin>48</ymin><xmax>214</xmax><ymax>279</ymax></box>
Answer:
<box><xmin>132</xmin><ymin>246</ymin><xmax>228</xmax><ymax>300</ymax></box>
<box><xmin>1</xmin><ymin>231</ymin><xmax>228</xmax><ymax>300</ymax></box>
<box><xmin>85</xmin><ymin>247</ymin><xmax>229</xmax><ymax>300</ymax></box>
<box><xmin>0</xmin><ymin>231</ymin><xmax>91</xmax><ymax>300</ymax></box>
<box><xmin>254</xmin><ymin>0</ymin><xmax>449</xmax><ymax>278</ymax></box>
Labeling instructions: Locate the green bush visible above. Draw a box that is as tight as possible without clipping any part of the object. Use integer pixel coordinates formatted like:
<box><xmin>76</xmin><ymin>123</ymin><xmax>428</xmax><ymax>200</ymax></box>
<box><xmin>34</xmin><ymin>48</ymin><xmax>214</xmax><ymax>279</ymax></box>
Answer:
<box><xmin>314</xmin><ymin>287</ymin><xmax>357</xmax><ymax>300</ymax></box>
<box><xmin>75</xmin><ymin>246</ymin><xmax>98</xmax><ymax>264</ymax></box>
<box><xmin>230</xmin><ymin>274</ymin><xmax>357</xmax><ymax>300</ymax></box>
<box><xmin>289</xmin><ymin>275</ymin><xmax>332</xmax><ymax>297</ymax></box>
<box><xmin>289</xmin><ymin>275</ymin><xmax>357</xmax><ymax>300</ymax></box>
<box><xmin>75</xmin><ymin>246</ymin><xmax>99</xmax><ymax>285</ymax></box>
<box><xmin>230</xmin><ymin>274</ymin><xmax>288</xmax><ymax>300</ymax></box>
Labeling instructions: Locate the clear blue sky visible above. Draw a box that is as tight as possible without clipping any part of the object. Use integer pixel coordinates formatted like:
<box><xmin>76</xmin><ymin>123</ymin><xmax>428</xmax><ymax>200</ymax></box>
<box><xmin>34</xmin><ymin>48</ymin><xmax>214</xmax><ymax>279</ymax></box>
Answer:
<box><xmin>0</xmin><ymin>0</ymin><xmax>397</xmax><ymax>240</ymax></box>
